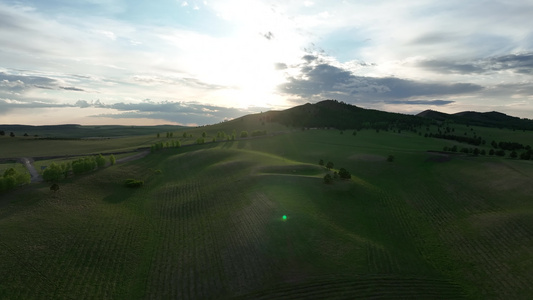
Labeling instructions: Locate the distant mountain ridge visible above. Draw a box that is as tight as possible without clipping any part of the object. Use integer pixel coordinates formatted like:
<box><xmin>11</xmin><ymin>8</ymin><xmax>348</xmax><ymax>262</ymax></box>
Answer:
<box><xmin>261</xmin><ymin>99</ymin><xmax>533</xmax><ymax>131</ymax></box>
<box><xmin>417</xmin><ymin>109</ymin><xmax>533</xmax><ymax>130</ymax></box>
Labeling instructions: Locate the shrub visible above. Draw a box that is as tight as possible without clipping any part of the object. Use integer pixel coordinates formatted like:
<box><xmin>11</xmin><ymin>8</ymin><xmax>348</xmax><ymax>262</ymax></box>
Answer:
<box><xmin>387</xmin><ymin>155</ymin><xmax>395</xmax><ymax>162</ymax></box>
<box><xmin>125</xmin><ymin>179</ymin><xmax>143</xmax><ymax>188</ymax></box>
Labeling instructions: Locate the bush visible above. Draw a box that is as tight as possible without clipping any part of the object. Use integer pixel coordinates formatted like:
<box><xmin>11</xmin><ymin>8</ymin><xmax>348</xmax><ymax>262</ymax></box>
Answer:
<box><xmin>387</xmin><ymin>155</ymin><xmax>395</xmax><ymax>162</ymax></box>
<box><xmin>125</xmin><ymin>179</ymin><xmax>143</xmax><ymax>188</ymax></box>
<box><xmin>240</xmin><ymin>131</ymin><xmax>249</xmax><ymax>138</ymax></box>
<box><xmin>50</xmin><ymin>183</ymin><xmax>59</xmax><ymax>192</ymax></box>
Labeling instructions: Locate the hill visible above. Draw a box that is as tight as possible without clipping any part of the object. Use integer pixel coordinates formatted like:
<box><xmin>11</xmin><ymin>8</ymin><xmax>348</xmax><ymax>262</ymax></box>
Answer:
<box><xmin>1</xmin><ymin>128</ymin><xmax>533</xmax><ymax>298</ymax></box>
<box><xmin>264</xmin><ymin>100</ymin><xmax>429</xmax><ymax>130</ymax></box>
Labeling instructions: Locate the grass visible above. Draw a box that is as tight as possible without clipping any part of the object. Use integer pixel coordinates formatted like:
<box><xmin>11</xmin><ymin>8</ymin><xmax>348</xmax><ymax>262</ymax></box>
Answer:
<box><xmin>0</xmin><ymin>126</ymin><xmax>532</xmax><ymax>299</ymax></box>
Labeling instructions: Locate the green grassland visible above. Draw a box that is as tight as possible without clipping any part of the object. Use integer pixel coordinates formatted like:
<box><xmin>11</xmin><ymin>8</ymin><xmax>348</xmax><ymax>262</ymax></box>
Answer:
<box><xmin>1</xmin><ymin>127</ymin><xmax>532</xmax><ymax>299</ymax></box>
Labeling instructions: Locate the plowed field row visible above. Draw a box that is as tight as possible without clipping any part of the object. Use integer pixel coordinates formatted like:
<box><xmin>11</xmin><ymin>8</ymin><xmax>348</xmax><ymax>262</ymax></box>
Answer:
<box><xmin>144</xmin><ymin>159</ymin><xmax>277</xmax><ymax>299</ymax></box>
<box><xmin>236</xmin><ymin>275</ymin><xmax>465</xmax><ymax>299</ymax></box>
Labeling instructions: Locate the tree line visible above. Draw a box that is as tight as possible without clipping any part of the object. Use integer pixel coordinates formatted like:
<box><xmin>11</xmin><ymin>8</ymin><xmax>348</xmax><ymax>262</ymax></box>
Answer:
<box><xmin>42</xmin><ymin>154</ymin><xmax>115</xmax><ymax>182</ymax></box>
<box><xmin>0</xmin><ymin>167</ymin><xmax>31</xmax><ymax>193</ymax></box>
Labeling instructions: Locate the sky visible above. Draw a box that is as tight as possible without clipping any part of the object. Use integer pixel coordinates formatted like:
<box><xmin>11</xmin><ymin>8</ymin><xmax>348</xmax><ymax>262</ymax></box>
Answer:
<box><xmin>1</xmin><ymin>0</ymin><xmax>533</xmax><ymax>126</ymax></box>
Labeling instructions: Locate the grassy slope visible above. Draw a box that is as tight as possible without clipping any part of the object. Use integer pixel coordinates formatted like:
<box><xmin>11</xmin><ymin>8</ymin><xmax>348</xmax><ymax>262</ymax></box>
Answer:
<box><xmin>1</xmin><ymin>129</ymin><xmax>532</xmax><ymax>299</ymax></box>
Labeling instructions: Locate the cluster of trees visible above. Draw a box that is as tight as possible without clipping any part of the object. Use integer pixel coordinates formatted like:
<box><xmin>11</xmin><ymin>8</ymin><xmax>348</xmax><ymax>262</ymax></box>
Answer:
<box><xmin>42</xmin><ymin>163</ymin><xmax>71</xmax><ymax>182</ymax></box>
<box><xmin>0</xmin><ymin>168</ymin><xmax>31</xmax><ymax>193</ymax></box>
<box><xmin>427</xmin><ymin>132</ymin><xmax>484</xmax><ymax>146</ymax></box>
<box><xmin>319</xmin><ymin>159</ymin><xmax>351</xmax><ymax>184</ymax></box>
<box><xmin>151</xmin><ymin>140</ymin><xmax>181</xmax><ymax>152</ymax></box>
<box><xmin>42</xmin><ymin>154</ymin><xmax>115</xmax><ymax>182</ymax></box>
<box><xmin>491</xmin><ymin>140</ymin><xmax>530</xmax><ymax>151</ymax></box>
<box><xmin>443</xmin><ymin>145</ymin><xmax>533</xmax><ymax>160</ymax></box>
<box><xmin>0</xmin><ymin>131</ymin><xmax>16</xmax><ymax>137</ymax></box>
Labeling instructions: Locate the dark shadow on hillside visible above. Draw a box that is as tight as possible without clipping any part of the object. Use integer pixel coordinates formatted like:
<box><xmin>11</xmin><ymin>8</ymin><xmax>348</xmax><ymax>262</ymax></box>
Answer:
<box><xmin>237</xmin><ymin>140</ymin><xmax>247</xmax><ymax>149</ymax></box>
<box><xmin>221</xmin><ymin>141</ymin><xmax>235</xmax><ymax>149</ymax></box>
<box><xmin>103</xmin><ymin>187</ymin><xmax>137</xmax><ymax>204</ymax></box>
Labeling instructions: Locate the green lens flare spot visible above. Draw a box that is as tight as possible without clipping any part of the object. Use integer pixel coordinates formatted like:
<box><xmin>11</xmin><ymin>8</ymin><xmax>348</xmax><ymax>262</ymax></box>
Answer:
<box><xmin>282</xmin><ymin>215</ymin><xmax>287</xmax><ymax>220</ymax></box>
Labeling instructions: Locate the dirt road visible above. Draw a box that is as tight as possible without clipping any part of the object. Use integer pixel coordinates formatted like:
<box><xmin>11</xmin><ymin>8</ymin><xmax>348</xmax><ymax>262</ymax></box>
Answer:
<box><xmin>20</xmin><ymin>157</ymin><xmax>42</xmax><ymax>183</ymax></box>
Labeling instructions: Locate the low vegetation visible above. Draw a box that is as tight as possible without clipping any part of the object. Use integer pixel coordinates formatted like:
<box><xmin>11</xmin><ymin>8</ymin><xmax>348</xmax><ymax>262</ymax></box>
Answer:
<box><xmin>1</xmin><ymin>102</ymin><xmax>533</xmax><ymax>299</ymax></box>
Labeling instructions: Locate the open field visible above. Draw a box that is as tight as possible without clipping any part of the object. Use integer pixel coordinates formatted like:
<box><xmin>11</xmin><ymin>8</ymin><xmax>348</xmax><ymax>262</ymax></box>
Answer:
<box><xmin>1</xmin><ymin>127</ymin><xmax>532</xmax><ymax>299</ymax></box>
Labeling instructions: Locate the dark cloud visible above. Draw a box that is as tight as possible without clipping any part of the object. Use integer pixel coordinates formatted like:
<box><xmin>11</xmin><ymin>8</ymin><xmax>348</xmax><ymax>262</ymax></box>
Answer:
<box><xmin>60</xmin><ymin>86</ymin><xmax>85</xmax><ymax>91</ymax></box>
<box><xmin>384</xmin><ymin>100</ymin><xmax>455</xmax><ymax>105</ymax></box>
<box><xmin>0</xmin><ymin>72</ymin><xmax>57</xmax><ymax>90</ymax></box>
<box><xmin>74</xmin><ymin>99</ymin><xmax>267</xmax><ymax>125</ymax></box>
<box><xmin>419</xmin><ymin>52</ymin><xmax>533</xmax><ymax>75</ymax></box>
<box><xmin>302</xmin><ymin>55</ymin><xmax>318</xmax><ymax>63</ymax></box>
<box><xmin>263</xmin><ymin>31</ymin><xmax>274</xmax><ymax>40</ymax></box>
<box><xmin>278</xmin><ymin>60</ymin><xmax>483</xmax><ymax>103</ymax></box>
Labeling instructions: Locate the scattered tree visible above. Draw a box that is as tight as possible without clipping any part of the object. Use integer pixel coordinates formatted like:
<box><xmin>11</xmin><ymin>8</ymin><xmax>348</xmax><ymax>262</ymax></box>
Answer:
<box><xmin>326</xmin><ymin>161</ymin><xmax>334</xmax><ymax>170</ymax></box>
<box><xmin>109</xmin><ymin>154</ymin><xmax>116</xmax><ymax>165</ymax></box>
<box><xmin>240</xmin><ymin>131</ymin><xmax>249</xmax><ymax>138</ymax></box>
<box><xmin>338</xmin><ymin>168</ymin><xmax>351</xmax><ymax>179</ymax></box>
<box><xmin>10</xmin><ymin>132</ymin><xmax>15</xmax><ymax>137</ymax></box>
<box><xmin>318</xmin><ymin>159</ymin><xmax>324</xmax><ymax>166</ymax></box>
<box><xmin>387</xmin><ymin>155</ymin><xmax>395</xmax><ymax>162</ymax></box>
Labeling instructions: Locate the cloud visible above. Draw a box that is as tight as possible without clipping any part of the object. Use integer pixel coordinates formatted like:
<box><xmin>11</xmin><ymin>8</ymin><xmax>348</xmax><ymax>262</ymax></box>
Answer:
<box><xmin>274</xmin><ymin>63</ymin><xmax>287</xmax><ymax>70</ymax></box>
<box><xmin>0</xmin><ymin>98</ymin><xmax>73</xmax><ymax>115</ymax></box>
<box><xmin>278</xmin><ymin>56</ymin><xmax>483</xmax><ymax>104</ymax></box>
<box><xmin>419</xmin><ymin>52</ymin><xmax>533</xmax><ymax>75</ymax></box>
